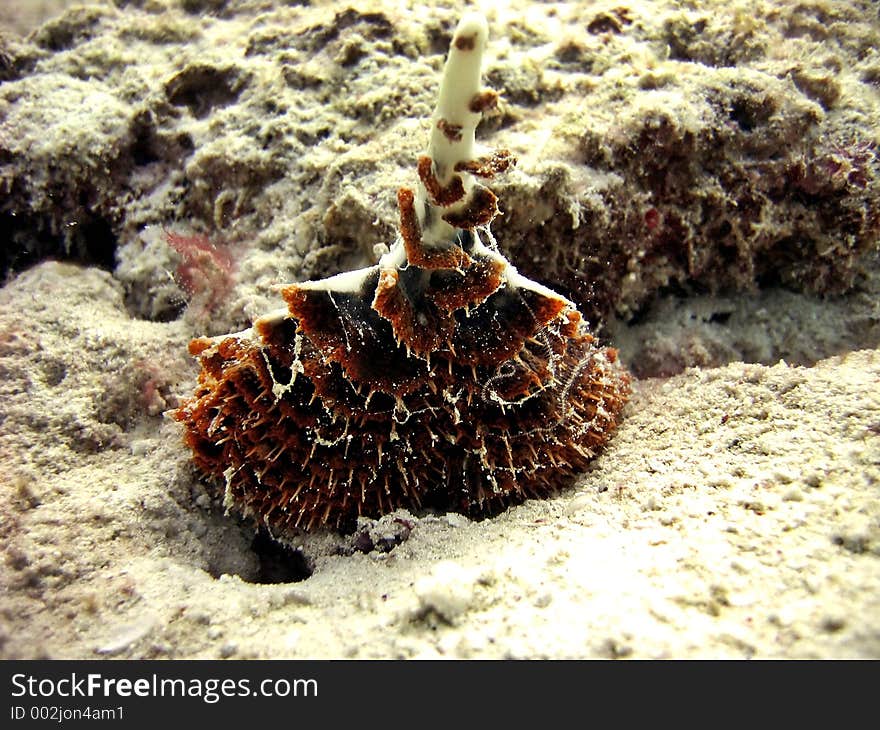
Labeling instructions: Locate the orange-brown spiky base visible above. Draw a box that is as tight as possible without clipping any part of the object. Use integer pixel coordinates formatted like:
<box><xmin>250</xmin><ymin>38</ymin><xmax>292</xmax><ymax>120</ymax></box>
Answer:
<box><xmin>172</xmin><ymin>227</ymin><xmax>630</xmax><ymax>533</ymax></box>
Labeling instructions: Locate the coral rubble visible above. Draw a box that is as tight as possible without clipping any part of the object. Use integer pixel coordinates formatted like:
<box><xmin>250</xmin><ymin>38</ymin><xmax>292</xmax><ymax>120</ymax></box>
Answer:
<box><xmin>172</xmin><ymin>13</ymin><xmax>630</xmax><ymax>532</ymax></box>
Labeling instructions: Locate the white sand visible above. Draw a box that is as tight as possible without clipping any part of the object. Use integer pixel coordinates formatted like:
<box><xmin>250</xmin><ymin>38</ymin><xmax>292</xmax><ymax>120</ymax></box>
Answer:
<box><xmin>1</xmin><ymin>262</ymin><xmax>878</xmax><ymax>658</ymax></box>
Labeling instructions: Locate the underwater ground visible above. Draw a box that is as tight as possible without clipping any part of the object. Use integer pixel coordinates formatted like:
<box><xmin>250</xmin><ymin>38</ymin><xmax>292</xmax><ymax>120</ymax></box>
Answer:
<box><xmin>1</xmin><ymin>0</ymin><xmax>878</xmax><ymax>658</ymax></box>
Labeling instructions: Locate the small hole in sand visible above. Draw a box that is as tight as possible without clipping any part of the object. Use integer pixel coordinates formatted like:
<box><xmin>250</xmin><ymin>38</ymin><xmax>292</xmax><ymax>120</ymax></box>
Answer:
<box><xmin>247</xmin><ymin>529</ymin><xmax>313</xmax><ymax>584</ymax></box>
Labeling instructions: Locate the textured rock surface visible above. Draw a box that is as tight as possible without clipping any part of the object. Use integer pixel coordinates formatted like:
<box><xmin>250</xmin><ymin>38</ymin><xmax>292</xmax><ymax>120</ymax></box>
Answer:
<box><xmin>1</xmin><ymin>0</ymin><xmax>879</xmax><ymax>658</ymax></box>
<box><xmin>1</xmin><ymin>0</ymin><xmax>878</xmax><ymax>358</ymax></box>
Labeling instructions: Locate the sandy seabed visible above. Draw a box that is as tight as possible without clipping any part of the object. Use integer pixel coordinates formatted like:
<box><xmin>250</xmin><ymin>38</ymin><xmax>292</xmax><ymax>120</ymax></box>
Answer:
<box><xmin>2</xmin><ymin>261</ymin><xmax>877</xmax><ymax>659</ymax></box>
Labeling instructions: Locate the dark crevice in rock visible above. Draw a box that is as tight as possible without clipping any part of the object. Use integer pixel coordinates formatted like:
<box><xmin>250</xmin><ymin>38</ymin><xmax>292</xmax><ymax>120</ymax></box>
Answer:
<box><xmin>1</xmin><ymin>213</ymin><xmax>118</xmax><ymax>278</ymax></box>
<box><xmin>165</xmin><ymin>64</ymin><xmax>247</xmax><ymax>119</ymax></box>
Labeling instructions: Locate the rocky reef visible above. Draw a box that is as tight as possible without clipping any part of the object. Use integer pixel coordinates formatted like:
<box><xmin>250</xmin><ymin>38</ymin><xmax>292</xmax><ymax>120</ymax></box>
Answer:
<box><xmin>1</xmin><ymin>0</ymin><xmax>877</xmax><ymax>373</ymax></box>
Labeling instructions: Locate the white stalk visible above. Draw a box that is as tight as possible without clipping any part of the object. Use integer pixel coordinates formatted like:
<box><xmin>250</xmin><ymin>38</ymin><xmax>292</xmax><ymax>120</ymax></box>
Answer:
<box><xmin>428</xmin><ymin>12</ymin><xmax>488</xmax><ymax>183</ymax></box>
<box><xmin>418</xmin><ymin>12</ymin><xmax>489</xmax><ymax>248</ymax></box>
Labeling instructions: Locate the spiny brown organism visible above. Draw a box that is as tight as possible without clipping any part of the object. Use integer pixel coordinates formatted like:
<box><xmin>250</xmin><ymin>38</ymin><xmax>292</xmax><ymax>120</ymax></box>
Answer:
<box><xmin>172</xmin><ymin>14</ymin><xmax>630</xmax><ymax>533</ymax></box>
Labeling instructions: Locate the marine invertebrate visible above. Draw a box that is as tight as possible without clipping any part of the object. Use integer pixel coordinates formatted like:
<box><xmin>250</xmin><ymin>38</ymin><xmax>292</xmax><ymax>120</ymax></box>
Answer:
<box><xmin>172</xmin><ymin>13</ymin><xmax>630</xmax><ymax>532</ymax></box>
<box><xmin>165</xmin><ymin>230</ymin><xmax>237</xmax><ymax>317</ymax></box>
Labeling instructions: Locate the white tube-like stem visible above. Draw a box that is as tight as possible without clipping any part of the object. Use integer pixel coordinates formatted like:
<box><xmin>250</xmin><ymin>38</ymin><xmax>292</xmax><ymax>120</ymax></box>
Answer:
<box><xmin>428</xmin><ymin>13</ymin><xmax>488</xmax><ymax>183</ymax></box>
<box><xmin>417</xmin><ymin>12</ymin><xmax>490</xmax><ymax>249</ymax></box>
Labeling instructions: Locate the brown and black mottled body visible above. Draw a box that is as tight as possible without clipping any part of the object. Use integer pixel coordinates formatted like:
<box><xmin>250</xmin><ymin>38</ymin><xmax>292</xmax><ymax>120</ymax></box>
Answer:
<box><xmin>173</xmin><ymin>224</ymin><xmax>630</xmax><ymax>532</ymax></box>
